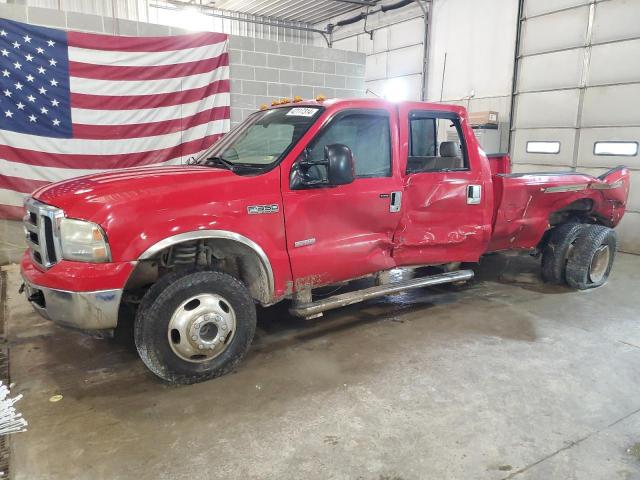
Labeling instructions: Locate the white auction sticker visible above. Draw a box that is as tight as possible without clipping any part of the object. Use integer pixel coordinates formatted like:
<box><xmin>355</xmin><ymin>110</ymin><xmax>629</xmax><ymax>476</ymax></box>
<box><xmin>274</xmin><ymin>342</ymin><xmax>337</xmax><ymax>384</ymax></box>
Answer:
<box><xmin>286</xmin><ymin>107</ymin><xmax>319</xmax><ymax>117</ymax></box>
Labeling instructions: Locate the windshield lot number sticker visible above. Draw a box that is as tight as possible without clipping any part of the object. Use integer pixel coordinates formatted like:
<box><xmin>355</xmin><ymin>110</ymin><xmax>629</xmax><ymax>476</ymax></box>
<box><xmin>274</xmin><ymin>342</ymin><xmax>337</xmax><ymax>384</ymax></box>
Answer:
<box><xmin>286</xmin><ymin>108</ymin><xmax>318</xmax><ymax>117</ymax></box>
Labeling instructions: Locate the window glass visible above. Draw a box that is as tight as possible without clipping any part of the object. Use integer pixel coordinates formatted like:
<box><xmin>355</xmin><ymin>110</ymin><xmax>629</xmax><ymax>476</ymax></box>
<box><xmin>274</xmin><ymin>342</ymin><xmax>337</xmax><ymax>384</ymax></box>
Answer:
<box><xmin>407</xmin><ymin>113</ymin><xmax>467</xmax><ymax>173</ymax></box>
<box><xmin>594</xmin><ymin>141</ymin><xmax>638</xmax><ymax>156</ymax></box>
<box><xmin>228</xmin><ymin>123</ymin><xmax>295</xmax><ymax>164</ymax></box>
<box><xmin>200</xmin><ymin>106</ymin><xmax>321</xmax><ymax>166</ymax></box>
<box><xmin>526</xmin><ymin>141</ymin><xmax>560</xmax><ymax>154</ymax></box>
<box><xmin>410</xmin><ymin>118</ymin><xmax>436</xmax><ymax>156</ymax></box>
<box><xmin>307</xmin><ymin>112</ymin><xmax>391</xmax><ymax>178</ymax></box>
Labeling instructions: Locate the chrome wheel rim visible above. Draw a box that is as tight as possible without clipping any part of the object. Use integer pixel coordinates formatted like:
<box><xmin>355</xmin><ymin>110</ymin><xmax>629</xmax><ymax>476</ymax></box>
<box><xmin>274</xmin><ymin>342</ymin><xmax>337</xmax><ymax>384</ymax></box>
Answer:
<box><xmin>167</xmin><ymin>293</ymin><xmax>236</xmax><ymax>363</ymax></box>
<box><xmin>589</xmin><ymin>244</ymin><xmax>610</xmax><ymax>283</ymax></box>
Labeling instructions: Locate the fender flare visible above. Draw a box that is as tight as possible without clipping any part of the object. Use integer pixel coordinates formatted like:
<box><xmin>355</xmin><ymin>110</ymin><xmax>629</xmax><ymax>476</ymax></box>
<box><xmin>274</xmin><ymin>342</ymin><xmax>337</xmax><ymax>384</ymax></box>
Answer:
<box><xmin>138</xmin><ymin>230</ymin><xmax>275</xmax><ymax>300</ymax></box>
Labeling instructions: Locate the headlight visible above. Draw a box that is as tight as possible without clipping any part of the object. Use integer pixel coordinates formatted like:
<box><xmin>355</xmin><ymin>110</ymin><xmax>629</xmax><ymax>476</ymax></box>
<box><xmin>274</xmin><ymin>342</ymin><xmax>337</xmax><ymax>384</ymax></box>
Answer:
<box><xmin>59</xmin><ymin>218</ymin><xmax>111</xmax><ymax>263</ymax></box>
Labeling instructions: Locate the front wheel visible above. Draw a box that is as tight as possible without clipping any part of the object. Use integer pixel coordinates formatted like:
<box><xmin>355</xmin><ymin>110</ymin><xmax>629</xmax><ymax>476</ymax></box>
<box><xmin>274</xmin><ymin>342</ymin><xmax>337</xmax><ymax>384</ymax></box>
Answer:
<box><xmin>565</xmin><ymin>225</ymin><xmax>617</xmax><ymax>290</ymax></box>
<box><xmin>134</xmin><ymin>269</ymin><xmax>257</xmax><ymax>384</ymax></box>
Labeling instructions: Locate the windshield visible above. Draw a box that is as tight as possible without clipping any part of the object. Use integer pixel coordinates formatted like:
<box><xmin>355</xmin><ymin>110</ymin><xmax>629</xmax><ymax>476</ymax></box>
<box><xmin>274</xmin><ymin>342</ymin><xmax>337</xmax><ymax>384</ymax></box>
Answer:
<box><xmin>195</xmin><ymin>106</ymin><xmax>323</xmax><ymax>169</ymax></box>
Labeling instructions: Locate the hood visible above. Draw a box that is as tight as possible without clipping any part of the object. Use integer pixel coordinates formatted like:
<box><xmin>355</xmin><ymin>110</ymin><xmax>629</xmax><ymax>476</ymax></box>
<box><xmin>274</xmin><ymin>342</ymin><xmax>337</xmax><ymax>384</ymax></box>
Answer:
<box><xmin>33</xmin><ymin>165</ymin><xmax>277</xmax><ymax>225</ymax></box>
<box><xmin>32</xmin><ymin>164</ymin><xmax>285</xmax><ymax>262</ymax></box>
<box><xmin>35</xmin><ymin>165</ymin><xmax>231</xmax><ymax>208</ymax></box>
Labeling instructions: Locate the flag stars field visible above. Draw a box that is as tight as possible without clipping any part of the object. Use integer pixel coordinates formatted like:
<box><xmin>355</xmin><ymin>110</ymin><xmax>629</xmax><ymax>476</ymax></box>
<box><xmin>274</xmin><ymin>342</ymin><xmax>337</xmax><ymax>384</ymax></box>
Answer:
<box><xmin>0</xmin><ymin>19</ymin><xmax>71</xmax><ymax>138</ymax></box>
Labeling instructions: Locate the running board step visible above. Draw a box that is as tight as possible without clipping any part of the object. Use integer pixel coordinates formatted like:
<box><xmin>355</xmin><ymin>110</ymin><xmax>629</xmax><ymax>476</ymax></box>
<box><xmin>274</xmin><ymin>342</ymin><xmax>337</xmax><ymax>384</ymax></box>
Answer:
<box><xmin>289</xmin><ymin>269</ymin><xmax>474</xmax><ymax>319</ymax></box>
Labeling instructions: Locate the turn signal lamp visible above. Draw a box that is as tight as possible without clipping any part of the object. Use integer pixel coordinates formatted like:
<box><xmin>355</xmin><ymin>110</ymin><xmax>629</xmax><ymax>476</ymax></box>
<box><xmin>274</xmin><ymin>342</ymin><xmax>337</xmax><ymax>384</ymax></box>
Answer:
<box><xmin>315</xmin><ymin>94</ymin><xmax>326</xmax><ymax>102</ymax></box>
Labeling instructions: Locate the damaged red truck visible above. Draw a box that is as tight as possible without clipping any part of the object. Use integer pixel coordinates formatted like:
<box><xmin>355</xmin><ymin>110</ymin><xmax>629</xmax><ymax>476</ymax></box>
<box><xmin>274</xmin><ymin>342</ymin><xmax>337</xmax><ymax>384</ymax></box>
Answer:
<box><xmin>20</xmin><ymin>98</ymin><xmax>630</xmax><ymax>384</ymax></box>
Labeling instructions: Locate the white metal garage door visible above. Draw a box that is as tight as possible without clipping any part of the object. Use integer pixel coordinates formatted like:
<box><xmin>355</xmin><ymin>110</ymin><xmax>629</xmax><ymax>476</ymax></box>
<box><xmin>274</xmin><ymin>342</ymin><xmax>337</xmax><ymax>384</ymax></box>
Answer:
<box><xmin>511</xmin><ymin>0</ymin><xmax>640</xmax><ymax>253</ymax></box>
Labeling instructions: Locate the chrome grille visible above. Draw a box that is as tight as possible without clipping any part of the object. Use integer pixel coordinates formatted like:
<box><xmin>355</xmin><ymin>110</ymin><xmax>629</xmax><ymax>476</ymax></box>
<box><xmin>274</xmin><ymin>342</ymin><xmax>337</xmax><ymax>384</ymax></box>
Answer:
<box><xmin>23</xmin><ymin>198</ymin><xmax>64</xmax><ymax>269</ymax></box>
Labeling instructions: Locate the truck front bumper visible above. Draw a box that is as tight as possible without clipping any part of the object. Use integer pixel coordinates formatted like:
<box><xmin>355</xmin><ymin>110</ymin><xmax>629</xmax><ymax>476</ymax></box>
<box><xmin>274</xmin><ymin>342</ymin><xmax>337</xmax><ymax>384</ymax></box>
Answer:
<box><xmin>20</xmin><ymin>251</ymin><xmax>135</xmax><ymax>330</ymax></box>
<box><xmin>22</xmin><ymin>277</ymin><xmax>122</xmax><ymax>330</ymax></box>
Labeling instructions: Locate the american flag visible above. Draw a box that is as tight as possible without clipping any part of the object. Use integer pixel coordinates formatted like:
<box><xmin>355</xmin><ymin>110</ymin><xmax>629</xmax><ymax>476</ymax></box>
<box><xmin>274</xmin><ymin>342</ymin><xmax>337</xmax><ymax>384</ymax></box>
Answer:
<box><xmin>0</xmin><ymin>18</ymin><xmax>230</xmax><ymax>219</ymax></box>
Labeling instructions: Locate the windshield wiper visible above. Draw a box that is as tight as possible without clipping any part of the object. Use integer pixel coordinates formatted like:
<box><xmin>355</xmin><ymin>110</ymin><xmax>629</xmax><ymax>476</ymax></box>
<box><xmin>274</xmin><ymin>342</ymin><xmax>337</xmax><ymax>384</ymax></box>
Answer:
<box><xmin>201</xmin><ymin>155</ymin><xmax>236</xmax><ymax>171</ymax></box>
<box><xmin>196</xmin><ymin>155</ymin><xmax>270</xmax><ymax>172</ymax></box>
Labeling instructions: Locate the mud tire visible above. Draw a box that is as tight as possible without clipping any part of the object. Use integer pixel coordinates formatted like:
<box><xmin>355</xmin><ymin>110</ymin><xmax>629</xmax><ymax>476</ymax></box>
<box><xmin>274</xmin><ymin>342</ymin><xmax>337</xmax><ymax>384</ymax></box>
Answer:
<box><xmin>565</xmin><ymin>225</ymin><xmax>617</xmax><ymax>290</ymax></box>
<box><xmin>134</xmin><ymin>269</ymin><xmax>256</xmax><ymax>384</ymax></box>
<box><xmin>541</xmin><ymin>223</ymin><xmax>585</xmax><ymax>284</ymax></box>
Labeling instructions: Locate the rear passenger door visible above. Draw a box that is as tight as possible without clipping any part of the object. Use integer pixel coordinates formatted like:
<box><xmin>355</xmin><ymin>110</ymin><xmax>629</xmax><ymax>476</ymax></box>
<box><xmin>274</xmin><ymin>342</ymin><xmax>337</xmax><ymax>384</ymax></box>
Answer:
<box><xmin>393</xmin><ymin>108</ymin><xmax>490</xmax><ymax>265</ymax></box>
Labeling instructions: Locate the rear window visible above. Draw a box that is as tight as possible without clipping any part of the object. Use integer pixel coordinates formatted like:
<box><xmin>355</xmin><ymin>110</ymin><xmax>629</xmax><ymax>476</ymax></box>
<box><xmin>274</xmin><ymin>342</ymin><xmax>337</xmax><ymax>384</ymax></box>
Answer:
<box><xmin>407</xmin><ymin>112</ymin><xmax>468</xmax><ymax>173</ymax></box>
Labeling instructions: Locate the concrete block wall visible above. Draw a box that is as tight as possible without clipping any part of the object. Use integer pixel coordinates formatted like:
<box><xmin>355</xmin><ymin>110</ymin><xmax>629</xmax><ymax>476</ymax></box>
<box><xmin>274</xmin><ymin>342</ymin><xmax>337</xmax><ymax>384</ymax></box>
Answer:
<box><xmin>228</xmin><ymin>36</ymin><xmax>366</xmax><ymax>125</ymax></box>
<box><xmin>1</xmin><ymin>2</ymin><xmax>184</xmax><ymax>36</ymax></box>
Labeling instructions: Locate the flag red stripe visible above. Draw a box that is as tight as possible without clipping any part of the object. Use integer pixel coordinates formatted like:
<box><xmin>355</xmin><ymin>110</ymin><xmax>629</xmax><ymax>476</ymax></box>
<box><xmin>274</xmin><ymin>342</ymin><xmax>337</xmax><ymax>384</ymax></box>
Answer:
<box><xmin>71</xmin><ymin>79</ymin><xmax>230</xmax><ymax>110</ymax></box>
<box><xmin>72</xmin><ymin>106</ymin><xmax>230</xmax><ymax>139</ymax></box>
<box><xmin>67</xmin><ymin>31</ymin><xmax>228</xmax><ymax>52</ymax></box>
<box><xmin>0</xmin><ymin>204</ymin><xmax>24</xmax><ymax>220</ymax></box>
<box><xmin>0</xmin><ymin>133</ymin><xmax>222</xmax><ymax>169</ymax></box>
<box><xmin>69</xmin><ymin>52</ymin><xmax>229</xmax><ymax>81</ymax></box>
<box><xmin>0</xmin><ymin>174</ymin><xmax>49</xmax><ymax>194</ymax></box>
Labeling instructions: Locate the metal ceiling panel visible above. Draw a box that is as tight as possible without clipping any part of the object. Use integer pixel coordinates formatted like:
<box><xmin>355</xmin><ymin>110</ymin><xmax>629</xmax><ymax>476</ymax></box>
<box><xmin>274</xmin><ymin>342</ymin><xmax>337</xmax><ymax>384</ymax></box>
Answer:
<box><xmin>169</xmin><ymin>0</ymin><xmax>378</xmax><ymax>25</ymax></box>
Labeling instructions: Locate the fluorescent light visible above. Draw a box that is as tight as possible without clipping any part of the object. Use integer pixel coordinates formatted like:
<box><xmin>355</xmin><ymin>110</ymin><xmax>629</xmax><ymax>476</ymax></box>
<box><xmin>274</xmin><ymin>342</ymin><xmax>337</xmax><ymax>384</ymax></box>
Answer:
<box><xmin>382</xmin><ymin>78</ymin><xmax>408</xmax><ymax>102</ymax></box>
<box><xmin>594</xmin><ymin>141</ymin><xmax>638</xmax><ymax>156</ymax></box>
<box><xmin>526</xmin><ymin>141</ymin><xmax>560</xmax><ymax>154</ymax></box>
<box><xmin>154</xmin><ymin>5</ymin><xmax>212</xmax><ymax>32</ymax></box>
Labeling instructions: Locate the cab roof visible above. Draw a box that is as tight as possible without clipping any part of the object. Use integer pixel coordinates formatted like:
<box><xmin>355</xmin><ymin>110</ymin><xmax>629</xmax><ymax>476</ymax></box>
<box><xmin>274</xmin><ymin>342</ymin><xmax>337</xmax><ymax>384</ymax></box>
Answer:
<box><xmin>264</xmin><ymin>97</ymin><xmax>465</xmax><ymax>115</ymax></box>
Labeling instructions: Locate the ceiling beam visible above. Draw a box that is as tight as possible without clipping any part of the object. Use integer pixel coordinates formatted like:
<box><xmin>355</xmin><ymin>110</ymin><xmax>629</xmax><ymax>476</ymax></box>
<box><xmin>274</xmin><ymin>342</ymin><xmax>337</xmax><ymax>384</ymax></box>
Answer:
<box><xmin>331</xmin><ymin>0</ymin><xmax>377</xmax><ymax>6</ymax></box>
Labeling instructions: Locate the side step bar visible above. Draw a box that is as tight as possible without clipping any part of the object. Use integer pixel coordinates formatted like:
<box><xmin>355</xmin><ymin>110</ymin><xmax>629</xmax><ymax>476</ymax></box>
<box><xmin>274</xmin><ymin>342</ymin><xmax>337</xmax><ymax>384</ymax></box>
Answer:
<box><xmin>289</xmin><ymin>269</ymin><xmax>474</xmax><ymax>319</ymax></box>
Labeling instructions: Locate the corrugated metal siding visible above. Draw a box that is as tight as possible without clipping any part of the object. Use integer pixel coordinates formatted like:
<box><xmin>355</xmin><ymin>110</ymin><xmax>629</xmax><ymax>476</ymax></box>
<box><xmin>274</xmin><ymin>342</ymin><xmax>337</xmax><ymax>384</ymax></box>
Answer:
<box><xmin>10</xmin><ymin>0</ymin><xmax>368</xmax><ymax>24</ymax></box>
<box><xmin>215</xmin><ymin>0</ymin><xmax>371</xmax><ymax>24</ymax></box>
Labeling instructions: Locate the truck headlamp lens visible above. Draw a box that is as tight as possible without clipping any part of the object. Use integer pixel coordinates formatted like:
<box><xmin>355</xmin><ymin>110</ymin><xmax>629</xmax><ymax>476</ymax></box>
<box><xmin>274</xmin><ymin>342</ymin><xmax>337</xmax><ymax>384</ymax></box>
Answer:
<box><xmin>60</xmin><ymin>218</ymin><xmax>111</xmax><ymax>263</ymax></box>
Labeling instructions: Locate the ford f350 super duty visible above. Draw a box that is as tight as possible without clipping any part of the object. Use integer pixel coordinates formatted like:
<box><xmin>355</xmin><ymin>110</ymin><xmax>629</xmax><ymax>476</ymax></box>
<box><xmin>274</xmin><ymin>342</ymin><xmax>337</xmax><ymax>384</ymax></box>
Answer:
<box><xmin>20</xmin><ymin>98</ymin><xmax>630</xmax><ymax>384</ymax></box>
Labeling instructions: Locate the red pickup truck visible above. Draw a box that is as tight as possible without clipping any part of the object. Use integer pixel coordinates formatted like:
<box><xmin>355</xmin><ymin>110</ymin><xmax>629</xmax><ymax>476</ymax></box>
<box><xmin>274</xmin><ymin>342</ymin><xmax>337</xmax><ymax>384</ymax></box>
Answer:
<box><xmin>20</xmin><ymin>98</ymin><xmax>630</xmax><ymax>384</ymax></box>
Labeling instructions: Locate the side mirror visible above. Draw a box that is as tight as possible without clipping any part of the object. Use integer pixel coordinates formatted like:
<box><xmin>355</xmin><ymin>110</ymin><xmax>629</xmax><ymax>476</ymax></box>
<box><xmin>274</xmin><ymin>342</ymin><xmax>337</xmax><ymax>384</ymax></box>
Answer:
<box><xmin>290</xmin><ymin>143</ymin><xmax>355</xmax><ymax>189</ymax></box>
<box><xmin>325</xmin><ymin>143</ymin><xmax>355</xmax><ymax>186</ymax></box>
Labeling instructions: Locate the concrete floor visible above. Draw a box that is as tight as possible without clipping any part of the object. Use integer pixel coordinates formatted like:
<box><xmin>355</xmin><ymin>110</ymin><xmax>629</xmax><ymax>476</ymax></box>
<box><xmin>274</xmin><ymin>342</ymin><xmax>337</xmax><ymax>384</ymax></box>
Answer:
<box><xmin>2</xmin><ymin>252</ymin><xmax>640</xmax><ymax>480</ymax></box>
<box><xmin>0</xmin><ymin>220</ymin><xmax>24</xmax><ymax>266</ymax></box>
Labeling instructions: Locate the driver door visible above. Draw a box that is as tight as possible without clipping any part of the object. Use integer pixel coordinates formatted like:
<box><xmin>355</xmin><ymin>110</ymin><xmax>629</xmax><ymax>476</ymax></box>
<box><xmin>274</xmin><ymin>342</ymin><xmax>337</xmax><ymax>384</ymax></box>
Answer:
<box><xmin>281</xmin><ymin>107</ymin><xmax>403</xmax><ymax>289</ymax></box>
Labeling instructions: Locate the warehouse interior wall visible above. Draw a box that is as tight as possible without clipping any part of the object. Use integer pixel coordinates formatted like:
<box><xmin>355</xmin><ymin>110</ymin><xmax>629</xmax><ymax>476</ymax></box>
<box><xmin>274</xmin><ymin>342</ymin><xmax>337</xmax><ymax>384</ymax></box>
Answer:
<box><xmin>320</xmin><ymin>0</ymin><xmax>518</xmax><ymax>153</ymax></box>
<box><xmin>318</xmin><ymin>1</ymin><xmax>427</xmax><ymax>102</ymax></box>
<box><xmin>425</xmin><ymin>0</ymin><xmax>518</xmax><ymax>152</ymax></box>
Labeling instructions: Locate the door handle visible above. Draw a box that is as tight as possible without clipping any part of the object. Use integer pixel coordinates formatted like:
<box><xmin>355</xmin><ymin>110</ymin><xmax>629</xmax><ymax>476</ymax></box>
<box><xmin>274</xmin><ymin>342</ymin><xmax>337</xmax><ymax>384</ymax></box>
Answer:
<box><xmin>390</xmin><ymin>191</ymin><xmax>402</xmax><ymax>212</ymax></box>
<box><xmin>467</xmin><ymin>185</ymin><xmax>482</xmax><ymax>204</ymax></box>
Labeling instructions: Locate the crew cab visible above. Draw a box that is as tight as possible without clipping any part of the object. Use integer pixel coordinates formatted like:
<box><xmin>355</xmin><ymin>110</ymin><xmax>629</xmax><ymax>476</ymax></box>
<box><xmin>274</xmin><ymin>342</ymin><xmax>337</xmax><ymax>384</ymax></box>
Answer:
<box><xmin>20</xmin><ymin>98</ymin><xmax>630</xmax><ymax>384</ymax></box>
